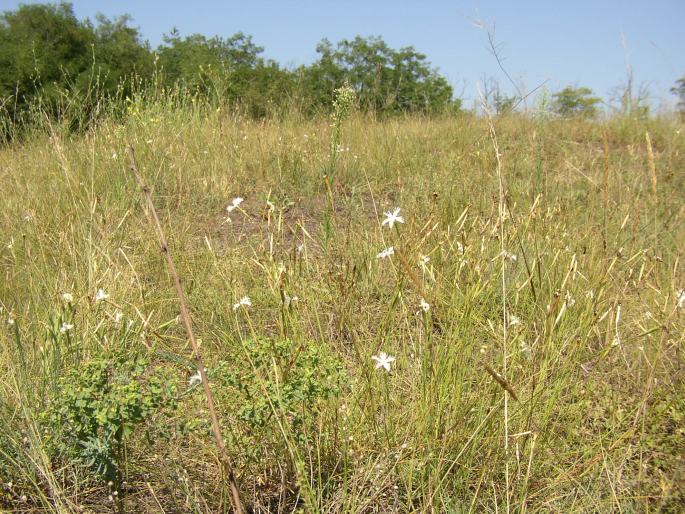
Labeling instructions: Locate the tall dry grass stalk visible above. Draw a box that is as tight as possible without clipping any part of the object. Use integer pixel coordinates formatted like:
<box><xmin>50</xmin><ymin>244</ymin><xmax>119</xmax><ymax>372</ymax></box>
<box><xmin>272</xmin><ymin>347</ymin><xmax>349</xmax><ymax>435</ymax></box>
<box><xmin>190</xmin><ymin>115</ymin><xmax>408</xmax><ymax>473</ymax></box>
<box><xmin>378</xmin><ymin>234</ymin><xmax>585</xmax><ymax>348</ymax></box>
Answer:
<box><xmin>125</xmin><ymin>146</ymin><xmax>244</xmax><ymax>514</ymax></box>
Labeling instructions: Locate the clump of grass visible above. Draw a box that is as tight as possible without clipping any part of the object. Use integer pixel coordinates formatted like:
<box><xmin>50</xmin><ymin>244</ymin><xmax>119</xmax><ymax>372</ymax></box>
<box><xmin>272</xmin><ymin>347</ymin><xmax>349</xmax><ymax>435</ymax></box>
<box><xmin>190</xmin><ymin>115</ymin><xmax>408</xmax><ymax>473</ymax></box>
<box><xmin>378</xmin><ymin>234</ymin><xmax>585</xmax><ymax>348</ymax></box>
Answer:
<box><xmin>0</xmin><ymin>89</ymin><xmax>683</xmax><ymax>512</ymax></box>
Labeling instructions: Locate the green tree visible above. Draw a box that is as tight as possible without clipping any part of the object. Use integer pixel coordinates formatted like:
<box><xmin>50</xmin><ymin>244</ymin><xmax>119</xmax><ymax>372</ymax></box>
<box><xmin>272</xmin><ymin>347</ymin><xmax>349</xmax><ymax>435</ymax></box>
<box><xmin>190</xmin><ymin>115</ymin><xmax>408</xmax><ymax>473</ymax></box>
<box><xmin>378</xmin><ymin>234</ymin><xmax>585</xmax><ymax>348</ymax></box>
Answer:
<box><xmin>92</xmin><ymin>13</ymin><xmax>153</xmax><ymax>95</ymax></box>
<box><xmin>156</xmin><ymin>31</ymin><xmax>262</xmax><ymax>94</ymax></box>
<box><xmin>156</xmin><ymin>30</ymin><xmax>295</xmax><ymax>114</ymax></box>
<box><xmin>0</xmin><ymin>2</ymin><xmax>152</xmax><ymax>134</ymax></box>
<box><xmin>552</xmin><ymin>86</ymin><xmax>601</xmax><ymax>118</ymax></box>
<box><xmin>298</xmin><ymin>36</ymin><xmax>455</xmax><ymax>114</ymax></box>
<box><xmin>671</xmin><ymin>75</ymin><xmax>685</xmax><ymax>115</ymax></box>
<box><xmin>0</xmin><ymin>2</ymin><xmax>94</xmax><ymax>112</ymax></box>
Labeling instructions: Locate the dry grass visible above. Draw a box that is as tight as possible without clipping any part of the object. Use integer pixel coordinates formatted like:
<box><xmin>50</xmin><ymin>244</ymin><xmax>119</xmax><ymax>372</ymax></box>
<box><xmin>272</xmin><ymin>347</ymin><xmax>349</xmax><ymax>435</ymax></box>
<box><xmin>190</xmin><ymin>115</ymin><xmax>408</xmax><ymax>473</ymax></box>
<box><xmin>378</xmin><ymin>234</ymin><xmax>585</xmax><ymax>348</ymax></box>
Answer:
<box><xmin>0</xmin><ymin>103</ymin><xmax>684</xmax><ymax>512</ymax></box>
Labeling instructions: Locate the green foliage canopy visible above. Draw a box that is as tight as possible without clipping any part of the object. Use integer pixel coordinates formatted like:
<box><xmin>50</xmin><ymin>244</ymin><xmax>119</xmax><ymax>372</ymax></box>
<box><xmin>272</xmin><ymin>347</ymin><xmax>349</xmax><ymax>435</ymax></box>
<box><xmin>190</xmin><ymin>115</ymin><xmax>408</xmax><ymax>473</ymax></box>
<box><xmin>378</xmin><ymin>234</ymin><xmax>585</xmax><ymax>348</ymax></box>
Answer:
<box><xmin>299</xmin><ymin>36</ymin><xmax>455</xmax><ymax>114</ymax></box>
<box><xmin>0</xmin><ymin>2</ymin><xmax>151</xmax><ymax>119</ymax></box>
<box><xmin>0</xmin><ymin>2</ymin><xmax>457</xmax><ymax>126</ymax></box>
<box><xmin>552</xmin><ymin>86</ymin><xmax>601</xmax><ymax>118</ymax></box>
<box><xmin>671</xmin><ymin>74</ymin><xmax>685</xmax><ymax>114</ymax></box>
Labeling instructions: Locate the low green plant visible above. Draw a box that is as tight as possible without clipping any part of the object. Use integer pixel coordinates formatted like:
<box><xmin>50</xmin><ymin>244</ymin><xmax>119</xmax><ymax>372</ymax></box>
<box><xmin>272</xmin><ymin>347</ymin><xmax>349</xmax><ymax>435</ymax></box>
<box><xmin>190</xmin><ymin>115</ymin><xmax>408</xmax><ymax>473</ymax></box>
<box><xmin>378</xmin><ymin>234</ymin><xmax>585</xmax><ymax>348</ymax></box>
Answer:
<box><xmin>209</xmin><ymin>337</ymin><xmax>344</xmax><ymax>458</ymax></box>
<box><xmin>42</xmin><ymin>351</ymin><xmax>178</xmax><ymax>487</ymax></box>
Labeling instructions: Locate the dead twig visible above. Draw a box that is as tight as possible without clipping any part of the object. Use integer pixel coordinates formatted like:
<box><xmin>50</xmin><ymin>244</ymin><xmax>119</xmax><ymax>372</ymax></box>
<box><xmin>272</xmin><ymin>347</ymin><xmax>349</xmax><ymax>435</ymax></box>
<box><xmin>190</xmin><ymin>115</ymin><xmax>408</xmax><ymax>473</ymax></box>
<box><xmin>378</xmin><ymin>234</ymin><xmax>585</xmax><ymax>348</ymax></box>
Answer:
<box><xmin>126</xmin><ymin>146</ymin><xmax>244</xmax><ymax>514</ymax></box>
<box><xmin>482</xmin><ymin>361</ymin><xmax>519</xmax><ymax>402</ymax></box>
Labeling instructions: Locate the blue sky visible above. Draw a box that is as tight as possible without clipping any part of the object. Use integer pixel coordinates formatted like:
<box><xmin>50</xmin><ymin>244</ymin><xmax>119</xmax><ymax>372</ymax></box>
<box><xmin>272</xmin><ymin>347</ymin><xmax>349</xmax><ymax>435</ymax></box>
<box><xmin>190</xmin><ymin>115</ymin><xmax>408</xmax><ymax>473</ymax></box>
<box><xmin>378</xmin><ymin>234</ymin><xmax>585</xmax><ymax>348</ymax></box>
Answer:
<box><xmin>2</xmin><ymin>0</ymin><xmax>684</xmax><ymax>110</ymax></box>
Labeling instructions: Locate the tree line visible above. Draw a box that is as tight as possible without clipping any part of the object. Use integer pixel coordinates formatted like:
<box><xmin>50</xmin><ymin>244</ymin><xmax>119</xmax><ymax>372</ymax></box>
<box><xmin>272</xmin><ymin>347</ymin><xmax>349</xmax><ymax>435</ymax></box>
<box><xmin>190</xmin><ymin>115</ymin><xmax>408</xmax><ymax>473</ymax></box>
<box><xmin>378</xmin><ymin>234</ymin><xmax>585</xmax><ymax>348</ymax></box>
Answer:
<box><xmin>1</xmin><ymin>2</ymin><xmax>683</xmax><ymax>134</ymax></box>
<box><xmin>0</xmin><ymin>2</ymin><xmax>457</xmax><ymax>126</ymax></box>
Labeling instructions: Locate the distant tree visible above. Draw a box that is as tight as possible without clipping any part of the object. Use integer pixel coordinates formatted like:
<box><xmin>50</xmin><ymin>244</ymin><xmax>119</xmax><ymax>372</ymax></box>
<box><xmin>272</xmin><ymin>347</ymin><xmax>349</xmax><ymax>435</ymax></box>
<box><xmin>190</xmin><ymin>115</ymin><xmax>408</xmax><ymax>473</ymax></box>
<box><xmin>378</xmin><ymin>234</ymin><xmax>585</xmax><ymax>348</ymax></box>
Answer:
<box><xmin>156</xmin><ymin>30</ymin><xmax>295</xmax><ymax>114</ymax></box>
<box><xmin>92</xmin><ymin>14</ymin><xmax>153</xmax><ymax>94</ymax></box>
<box><xmin>156</xmin><ymin>31</ymin><xmax>262</xmax><ymax>93</ymax></box>
<box><xmin>671</xmin><ymin>75</ymin><xmax>685</xmax><ymax>115</ymax></box>
<box><xmin>299</xmin><ymin>36</ymin><xmax>454</xmax><ymax>114</ymax></box>
<box><xmin>0</xmin><ymin>2</ymin><xmax>152</xmax><ymax>131</ymax></box>
<box><xmin>0</xmin><ymin>2</ymin><xmax>94</xmax><ymax>112</ymax></box>
<box><xmin>0</xmin><ymin>3</ymin><xmax>458</xmax><ymax>130</ymax></box>
<box><xmin>552</xmin><ymin>86</ymin><xmax>601</xmax><ymax>118</ymax></box>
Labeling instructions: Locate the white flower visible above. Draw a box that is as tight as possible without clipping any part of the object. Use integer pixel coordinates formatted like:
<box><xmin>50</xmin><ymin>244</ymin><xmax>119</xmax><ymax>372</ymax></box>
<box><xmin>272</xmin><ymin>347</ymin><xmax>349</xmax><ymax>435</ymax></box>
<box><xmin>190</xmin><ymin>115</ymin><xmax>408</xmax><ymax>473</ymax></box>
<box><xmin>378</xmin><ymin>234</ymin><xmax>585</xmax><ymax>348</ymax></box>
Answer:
<box><xmin>419</xmin><ymin>255</ymin><xmax>430</xmax><ymax>265</ymax></box>
<box><xmin>283</xmin><ymin>292</ymin><xmax>298</xmax><ymax>308</ymax></box>
<box><xmin>95</xmin><ymin>289</ymin><xmax>109</xmax><ymax>302</ymax></box>
<box><xmin>114</xmin><ymin>310</ymin><xmax>124</xmax><ymax>324</ymax></box>
<box><xmin>419</xmin><ymin>298</ymin><xmax>430</xmax><ymax>312</ymax></box>
<box><xmin>60</xmin><ymin>322</ymin><xmax>74</xmax><ymax>334</ymax></box>
<box><xmin>565</xmin><ymin>291</ymin><xmax>576</xmax><ymax>307</ymax></box>
<box><xmin>233</xmin><ymin>296</ymin><xmax>252</xmax><ymax>311</ymax></box>
<box><xmin>677</xmin><ymin>289</ymin><xmax>685</xmax><ymax>309</ymax></box>
<box><xmin>188</xmin><ymin>370</ymin><xmax>202</xmax><ymax>387</ymax></box>
<box><xmin>226</xmin><ymin>197</ymin><xmax>244</xmax><ymax>213</ymax></box>
<box><xmin>508</xmin><ymin>314</ymin><xmax>521</xmax><ymax>327</ymax></box>
<box><xmin>382</xmin><ymin>208</ymin><xmax>404</xmax><ymax>229</ymax></box>
<box><xmin>372</xmin><ymin>352</ymin><xmax>396</xmax><ymax>372</ymax></box>
<box><xmin>7</xmin><ymin>317</ymin><xmax>15</xmax><ymax>326</ymax></box>
<box><xmin>376</xmin><ymin>246</ymin><xmax>395</xmax><ymax>259</ymax></box>
<box><xmin>502</xmin><ymin>250</ymin><xmax>517</xmax><ymax>263</ymax></box>
<box><xmin>61</xmin><ymin>292</ymin><xmax>74</xmax><ymax>303</ymax></box>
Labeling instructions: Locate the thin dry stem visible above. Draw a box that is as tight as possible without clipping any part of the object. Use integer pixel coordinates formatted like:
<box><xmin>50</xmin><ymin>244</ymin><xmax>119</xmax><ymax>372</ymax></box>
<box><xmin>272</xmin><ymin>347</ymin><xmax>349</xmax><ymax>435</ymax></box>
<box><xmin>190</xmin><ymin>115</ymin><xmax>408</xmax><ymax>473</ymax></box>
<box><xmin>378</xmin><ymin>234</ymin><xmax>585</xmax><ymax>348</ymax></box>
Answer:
<box><xmin>126</xmin><ymin>146</ymin><xmax>244</xmax><ymax>514</ymax></box>
<box><xmin>483</xmin><ymin>99</ymin><xmax>511</xmax><ymax>514</ymax></box>
<box><xmin>645</xmin><ymin>132</ymin><xmax>657</xmax><ymax>196</ymax></box>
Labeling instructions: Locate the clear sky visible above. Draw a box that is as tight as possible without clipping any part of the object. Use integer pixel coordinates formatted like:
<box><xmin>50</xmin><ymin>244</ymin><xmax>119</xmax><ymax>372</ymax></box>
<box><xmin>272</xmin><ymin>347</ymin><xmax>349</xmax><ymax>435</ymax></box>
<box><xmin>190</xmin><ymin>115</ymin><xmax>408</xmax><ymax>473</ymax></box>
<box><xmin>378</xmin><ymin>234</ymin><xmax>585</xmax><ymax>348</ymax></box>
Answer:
<box><xmin>2</xmin><ymin>0</ymin><xmax>684</xmax><ymax>110</ymax></box>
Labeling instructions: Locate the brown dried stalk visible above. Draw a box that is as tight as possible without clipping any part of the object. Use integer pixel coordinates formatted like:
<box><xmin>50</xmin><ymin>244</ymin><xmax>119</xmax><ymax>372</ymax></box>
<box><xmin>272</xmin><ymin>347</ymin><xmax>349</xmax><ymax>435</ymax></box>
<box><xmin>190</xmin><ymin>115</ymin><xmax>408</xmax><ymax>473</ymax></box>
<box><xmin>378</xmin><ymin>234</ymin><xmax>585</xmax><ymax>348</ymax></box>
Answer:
<box><xmin>126</xmin><ymin>146</ymin><xmax>244</xmax><ymax>514</ymax></box>
<box><xmin>482</xmin><ymin>362</ymin><xmax>519</xmax><ymax>402</ymax></box>
<box><xmin>645</xmin><ymin>131</ymin><xmax>657</xmax><ymax>195</ymax></box>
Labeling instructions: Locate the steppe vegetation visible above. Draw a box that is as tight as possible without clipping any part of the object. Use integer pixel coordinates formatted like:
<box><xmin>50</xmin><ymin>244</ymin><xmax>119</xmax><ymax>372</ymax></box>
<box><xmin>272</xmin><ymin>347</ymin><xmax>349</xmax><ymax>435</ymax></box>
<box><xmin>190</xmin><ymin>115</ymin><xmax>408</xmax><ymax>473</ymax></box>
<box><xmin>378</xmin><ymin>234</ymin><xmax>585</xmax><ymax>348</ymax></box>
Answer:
<box><xmin>1</xmin><ymin>2</ymin><xmax>685</xmax><ymax>513</ymax></box>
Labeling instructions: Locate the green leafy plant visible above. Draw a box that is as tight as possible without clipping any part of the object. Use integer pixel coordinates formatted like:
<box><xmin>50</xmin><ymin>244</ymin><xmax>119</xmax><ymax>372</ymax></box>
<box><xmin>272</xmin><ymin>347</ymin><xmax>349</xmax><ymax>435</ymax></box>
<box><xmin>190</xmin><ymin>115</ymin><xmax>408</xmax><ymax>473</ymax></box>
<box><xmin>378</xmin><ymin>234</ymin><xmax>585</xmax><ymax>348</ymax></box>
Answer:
<box><xmin>209</xmin><ymin>337</ymin><xmax>343</xmax><ymax>457</ymax></box>
<box><xmin>42</xmin><ymin>351</ymin><xmax>177</xmax><ymax>487</ymax></box>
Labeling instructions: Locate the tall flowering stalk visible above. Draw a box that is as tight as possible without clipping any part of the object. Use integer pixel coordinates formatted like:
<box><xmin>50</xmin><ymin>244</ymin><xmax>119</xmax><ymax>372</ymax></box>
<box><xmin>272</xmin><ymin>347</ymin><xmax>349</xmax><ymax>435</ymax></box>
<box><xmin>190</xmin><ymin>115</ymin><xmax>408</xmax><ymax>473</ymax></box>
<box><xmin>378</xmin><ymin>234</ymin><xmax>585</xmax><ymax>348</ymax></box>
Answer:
<box><xmin>326</xmin><ymin>84</ymin><xmax>355</xmax><ymax>207</ymax></box>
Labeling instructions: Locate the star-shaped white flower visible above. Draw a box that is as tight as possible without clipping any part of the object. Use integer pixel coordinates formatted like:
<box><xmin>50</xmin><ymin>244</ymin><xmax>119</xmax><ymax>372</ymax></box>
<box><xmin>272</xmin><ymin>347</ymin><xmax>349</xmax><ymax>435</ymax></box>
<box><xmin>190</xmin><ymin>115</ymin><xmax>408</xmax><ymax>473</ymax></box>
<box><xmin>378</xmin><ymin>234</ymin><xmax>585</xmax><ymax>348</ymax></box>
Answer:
<box><xmin>62</xmin><ymin>292</ymin><xmax>74</xmax><ymax>303</ymax></box>
<box><xmin>419</xmin><ymin>298</ymin><xmax>430</xmax><ymax>312</ymax></box>
<box><xmin>372</xmin><ymin>352</ymin><xmax>396</xmax><ymax>372</ymax></box>
<box><xmin>60</xmin><ymin>322</ymin><xmax>74</xmax><ymax>334</ymax></box>
<box><xmin>233</xmin><ymin>296</ymin><xmax>252</xmax><ymax>311</ymax></box>
<box><xmin>188</xmin><ymin>370</ymin><xmax>202</xmax><ymax>387</ymax></box>
<box><xmin>376</xmin><ymin>246</ymin><xmax>395</xmax><ymax>259</ymax></box>
<box><xmin>226</xmin><ymin>197</ymin><xmax>244</xmax><ymax>213</ymax></box>
<box><xmin>382</xmin><ymin>208</ymin><xmax>404</xmax><ymax>229</ymax></box>
<box><xmin>502</xmin><ymin>250</ymin><xmax>517</xmax><ymax>263</ymax></box>
<box><xmin>565</xmin><ymin>291</ymin><xmax>576</xmax><ymax>307</ymax></box>
<box><xmin>95</xmin><ymin>288</ymin><xmax>109</xmax><ymax>302</ymax></box>
<box><xmin>283</xmin><ymin>292</ymin><xmax>299</xmax><ymax>308</ymax></box>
